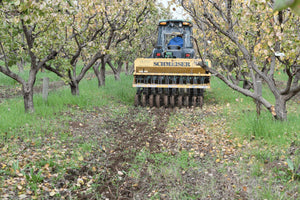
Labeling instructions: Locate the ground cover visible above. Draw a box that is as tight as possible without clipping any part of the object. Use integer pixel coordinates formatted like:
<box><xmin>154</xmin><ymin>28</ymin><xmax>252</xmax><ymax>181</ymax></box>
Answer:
<box><xmin>0</xmin><ymin>73</ymin><xmax>299</xmax><ymax>199</ymax></box>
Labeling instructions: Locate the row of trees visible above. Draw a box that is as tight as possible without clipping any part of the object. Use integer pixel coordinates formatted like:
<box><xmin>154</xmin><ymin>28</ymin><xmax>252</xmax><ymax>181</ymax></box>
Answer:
<box><xmin>1</xmin><ymin>0</ymin><xmax>299</xmax><ymax>120</ymax></box>
<box><xmin>0</xmin><ymin>0</ymin><xmax>170</xmax><ymax>112</ymax></box>
<box><xmin>177</xmin><ymin>0</ymin><xmax>299</xmax><ymax>120</ymax></box>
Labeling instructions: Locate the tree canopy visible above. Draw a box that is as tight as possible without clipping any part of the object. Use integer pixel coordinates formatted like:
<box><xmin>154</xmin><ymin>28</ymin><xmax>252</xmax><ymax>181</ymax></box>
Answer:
<box><xmin>179</xmin><ymin>0</ymin><xmax>300</xmax><ymax>120</ymax></box>
<box><xmin>0</xmin><ymin>0</ymin><xmax>170</xmax><ymax>112</ymax></box>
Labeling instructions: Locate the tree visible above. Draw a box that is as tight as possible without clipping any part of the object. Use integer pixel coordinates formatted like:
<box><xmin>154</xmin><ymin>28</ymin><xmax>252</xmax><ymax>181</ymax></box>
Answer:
<box><xmin>92</xmin><ymin>0</ymin><xmax>163</xmax><ymax>87</ymax></box>
<box><xmin>178</xmin><ymin>0</ymin><xmax>300</xmax><ymax>120</ymax></box>
<box><xmin>43</xmin><ymin>1</ymin><xmax>108</xmax><ymax>95</ymax></box>
<box><xmin>106</xmin><ymin>0</ymin><xmax>171</xmax><ymax>79</ymax></box>
<box><xmin>44</xmin><ymin>0</ymin><xmax>163</xmax><ymax>92</ymax></box>
<box><xmin>0</xmin><ymin>1</ymin><xmax>71</xmax><ymax>112</ymax></box>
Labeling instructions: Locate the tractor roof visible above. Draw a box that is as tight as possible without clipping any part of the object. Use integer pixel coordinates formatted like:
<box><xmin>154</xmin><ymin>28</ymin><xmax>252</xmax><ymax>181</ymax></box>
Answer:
<box><xmin>158</xmin><ymin>19</ymin><xmax>193</xmax><ymax>26</ymax></box>
<box><xmin>159</xmin><ymin>19</ymin><xmax>192</xmax><ymax>24</ymax></box>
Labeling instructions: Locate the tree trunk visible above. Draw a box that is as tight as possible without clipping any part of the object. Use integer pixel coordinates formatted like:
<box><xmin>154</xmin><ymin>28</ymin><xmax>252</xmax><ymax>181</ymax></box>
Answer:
<box><xmin>70</xmin><ymin>81</ymin><xmax>79</xmax><ymax>96</ymax></box>
<box><xmin>254</xmin><ymin>79</ymin><xmax>262</xmax><ymax>117</ymax></box>
<box><xmin>274</xmin><ymin>97</ymin><xmax>287</xmax><ymax>120</ymax></box>
<box><xmin>93</xmin><ymin>61</ymin><xmax>102</xmax><ymax>87</ymax></box>
<box><xmin>125</xmin><ymin>61</ymin><xmax>129</xmax><ymax>75</ymax></box>
<box><xmin>22</xmin><ymin>67</ymin><xmax>38</xmax><ymax>113</ymax></box>
<box><xmin>114</xmin><ymin>71</ymin><xmax>121</xmax><ymax>81</ymax></box>
<box><xmin>114</xmin><ymin>61</ymin><xmax>122</xmax><ymax>81</ymax></box>
<box><xmin>108</xmin><ymin>60</ymin><xmax>122</xmax><ymax>81</ymax></box>
<box><xmin>22</xmin><ymin>84</ymin><xmax>34</xmax><ymax>113</ymax></box>
<box><xmin>93</xmin><ymin>58</ymin><xmax>106</xmax><ymax>87</ymax></box>
<box><xmin>129</xmin><ymin>63</ymin><xmax>134</xmax><ymax>74</ymax></box>
<box><xmin>99</xmin><ymin>57</ymin><xmax>106</xmax><ymax>86</ymax></box>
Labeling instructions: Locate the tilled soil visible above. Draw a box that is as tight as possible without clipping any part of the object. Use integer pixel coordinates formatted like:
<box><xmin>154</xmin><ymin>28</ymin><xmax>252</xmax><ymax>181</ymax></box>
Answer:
<box><xmin>96</xmin><ymin>108</ymin><xmax>171</xmax><ymax>199</ymax></box>
<box><xmin>0</xmin><ymin>98</ymin><xmax>252</xmax><ymax>199</ymax></box>
<box><xmin>56</xmin><ymin>104</ymin><xmax>248</xmax><ymax>200</ymax></box>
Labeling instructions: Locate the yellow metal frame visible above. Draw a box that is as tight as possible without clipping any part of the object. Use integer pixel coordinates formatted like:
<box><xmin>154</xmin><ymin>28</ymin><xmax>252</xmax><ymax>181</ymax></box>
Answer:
<box><xmin>133</xmin><ymin>58</ymin><xmax>211</xmax><ymax>89</ymax></box>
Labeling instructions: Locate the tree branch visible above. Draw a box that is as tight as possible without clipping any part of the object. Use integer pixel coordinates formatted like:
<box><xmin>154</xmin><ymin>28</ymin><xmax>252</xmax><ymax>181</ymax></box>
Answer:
<box><xmin>0</xmin><ymin>41</ymin><xmax>9</xmax><ymax>70</ymax></box>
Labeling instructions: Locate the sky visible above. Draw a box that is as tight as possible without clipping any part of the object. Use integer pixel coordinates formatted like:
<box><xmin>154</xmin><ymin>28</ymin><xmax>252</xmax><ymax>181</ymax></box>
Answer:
<box><xmin>156</xmin><ymin>0</ymin><xmax>187</xmax><ymax>19</ymax></box>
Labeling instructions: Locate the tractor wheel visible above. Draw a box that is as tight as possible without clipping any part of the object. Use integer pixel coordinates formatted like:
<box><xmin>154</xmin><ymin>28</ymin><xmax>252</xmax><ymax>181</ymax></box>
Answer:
<box><xmin>134</xmin><ymin>94</ymin><xmax>139</xmax><ymax>107</ymax></box>
<box><xmin>156</xmin><ymin>95</ymin><xmax>160</xmax><ymax>108</ymax></box>
<box><xmin>199</xmin><ymin>96</ymin><xmax>204</xmax><ymax>108</ymax></box>
<box><xmin>178</xmin><ymin>96</ymin><xmax>183</xmax><ymax>108</ymax></box>
<box><xmin>164</xmin><ymin>95</ymin><xmax>168</xmax><ymax>107</ymax></box>
<box><xmin>184</xmin><ymin>96</ymin><xmax>189</xmax><ymax>107</ymax></box>
<box><xmin>170</xmin><ymin>95</ymin><xmax>175</xmax><ymax>108</ymax></box>
<box><xmin>149</xmin><ymin>94</ymin><xmax>154</xmax><ymax>107</ymax></box>
<box><xmin>192</xmin><ymin>96</ymin><xmax>197</xmax><ymax>107</ymax></box>
<box><xmin>141</xmin><ymin>94</ymin><xmax>147</xmax><ymax>107</ymax></box>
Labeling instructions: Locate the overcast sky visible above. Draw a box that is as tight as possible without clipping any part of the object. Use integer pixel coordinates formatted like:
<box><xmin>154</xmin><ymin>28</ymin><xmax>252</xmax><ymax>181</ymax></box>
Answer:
<box><xmin>156</xmin><ymin>0</ymin><xmax>187</xmax><ymax>19</ymax></box>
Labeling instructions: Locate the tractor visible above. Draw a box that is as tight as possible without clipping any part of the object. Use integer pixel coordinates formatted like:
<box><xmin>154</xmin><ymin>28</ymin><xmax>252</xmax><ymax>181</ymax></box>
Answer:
<box><xmin>133</xmin><ymin>19</ymin><xmax>210</xmax><ymax>107</ymax></box>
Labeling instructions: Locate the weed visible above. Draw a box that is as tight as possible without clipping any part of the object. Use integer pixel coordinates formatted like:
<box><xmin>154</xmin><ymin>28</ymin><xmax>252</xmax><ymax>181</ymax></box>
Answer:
<box><xmin>11</xmin><ymin>160</ymin><xmax>20</xmax><ymax>174</ymax></box>
<box><xmin>24</xmin><ymin>168</ymin><xmax>44</xmax><ymax>193</ymax></box>
<box><xmin>286</xmin><ymin>158</ymin><xmax>300</xmax><ymax>181</ymax></box>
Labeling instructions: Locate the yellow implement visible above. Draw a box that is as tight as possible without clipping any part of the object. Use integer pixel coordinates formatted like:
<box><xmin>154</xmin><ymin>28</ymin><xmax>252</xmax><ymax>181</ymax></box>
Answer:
<box><xmin>133</xmin><ymin>58</ymin><xmax>211</xmax><ymax>107</ymax></box>
<box><xmin>133</xmin><ymin>19</ymin><xmax>211</xmax><ymax>108</ymax></box>
<box><xmin>133</xmin><ymin>58</ymin><xmax>211</xmax><ymax>89</ymax></box>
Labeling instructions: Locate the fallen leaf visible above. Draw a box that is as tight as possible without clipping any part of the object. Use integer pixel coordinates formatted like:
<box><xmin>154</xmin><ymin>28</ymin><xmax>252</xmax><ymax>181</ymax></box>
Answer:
<box><xmin>118</xmin><ymin>171</ymin><xmax>124</xmax><ymax>176</ymax></box>
<box><xmin>18</xmin><ymin>194</ymin><xmax>27</xmax><ymax>199</ymax></box>
<box><xmin>49</xmin><ymin>191</ymin><xmax>56</xmax><ymax>196</ymax></box>
<box><xmin>17</xmin><ymin>173</ymin><xmax>23</xmax><ymax>177</ymax></box>
<box><xmin>132</xmin><ymin>183</ymin><xmax>139</xmax><ymax>187</ymax></box>
<box><xmin>78</xmin><ymin>154</ymin><xmax>84</xmax><ymax>161</ymax></box>
<box><xmin>77</xmin><ymin>178</ymin><xmax>84</xmax><ymax>186</ymax></box>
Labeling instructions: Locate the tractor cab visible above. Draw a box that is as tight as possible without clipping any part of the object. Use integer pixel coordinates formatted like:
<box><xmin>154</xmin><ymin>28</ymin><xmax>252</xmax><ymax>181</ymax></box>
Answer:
<box><xmin>152</xmin><ymin>19</ymin><xmax>195</xmax><ymax>59</ymax></box>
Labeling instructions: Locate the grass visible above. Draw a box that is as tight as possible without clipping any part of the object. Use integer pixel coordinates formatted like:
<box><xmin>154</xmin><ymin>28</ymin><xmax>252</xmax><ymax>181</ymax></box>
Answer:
<box><xmin>128</xmin><ymin>149</ymin><xmax>204</xmax><ymax>199</ymax></box>
<box><xmin>0</xmin><ymin>73</ymin><xmax>135</xmax><ymax>133</ymax></box>
<box><xmin>209</xmin><ymin>76</ymin><xmax>300</xmax><ymax>145</ymax></box>
<box><xmin>204</xmin><ymin>77</ymin><xmax>300</xmax><ymax>199</ymax></box>
<box><xmin>0</xmin><ymin>69</ymin><xmax>299</xmax><ymax>199</ymax></box>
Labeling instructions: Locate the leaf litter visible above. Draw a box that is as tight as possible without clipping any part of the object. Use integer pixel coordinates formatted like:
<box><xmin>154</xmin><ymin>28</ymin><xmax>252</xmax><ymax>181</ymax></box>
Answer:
<box><xmin>0</xmin><ymin>100</ymin><xmax>297</xmax><ymax>199</ymax></box>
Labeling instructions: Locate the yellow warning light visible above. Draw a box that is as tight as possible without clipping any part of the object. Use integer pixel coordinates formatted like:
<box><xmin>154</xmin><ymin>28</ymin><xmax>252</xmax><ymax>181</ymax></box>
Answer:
<box><xmin>159</xmin><ymin>22</ymin><xmax>167</xmax><ymax>25</ymax></box>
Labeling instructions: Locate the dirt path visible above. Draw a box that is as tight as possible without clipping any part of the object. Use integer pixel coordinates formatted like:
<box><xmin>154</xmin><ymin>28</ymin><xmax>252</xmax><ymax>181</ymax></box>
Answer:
<box><xmin>64</xmin><ymin>107</ymin><xmax>172</xmax><ymax>199</ymax></box>
<box><xmin>59</xmin><ymin>104</ymin><xmax>248</xmax><ymax>199</ymax></box>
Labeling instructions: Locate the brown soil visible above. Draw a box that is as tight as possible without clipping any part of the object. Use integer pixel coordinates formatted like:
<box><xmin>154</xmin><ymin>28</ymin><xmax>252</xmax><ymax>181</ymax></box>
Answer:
<box><xmin>52</xmin><ymin>105</ymin><xmax>249</xmax><ymax>200</ymax></box>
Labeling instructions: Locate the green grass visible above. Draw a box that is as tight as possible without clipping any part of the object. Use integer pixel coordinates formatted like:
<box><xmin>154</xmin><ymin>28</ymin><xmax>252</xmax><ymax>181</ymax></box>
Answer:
<box><xmin>0</xmin><ymin>73</ymin><xmax>135</xmax><ymax>134</ymax></box>
<box><xmin>237</xmin><ymin>111</ymin><xmax>300</xmax><ymax>145</ymax></box>
<box><xmin>128</xmin><ymin>149</ymin><xmax>203</xmax><ymax>199</ymax></box>
<box><xmin>208</xmin><ymin>77</ymin><xmax>300</xmax><ymax>145</ymax></box>
<box><xmin>207</xmin><ymin>77</ymin><xmax>299</xmax><ymax>199</ymax></box>
<box><xmin>0</xmin><ymin>69</ymin><xmax>299</xmax><ymax>199</ymax></box>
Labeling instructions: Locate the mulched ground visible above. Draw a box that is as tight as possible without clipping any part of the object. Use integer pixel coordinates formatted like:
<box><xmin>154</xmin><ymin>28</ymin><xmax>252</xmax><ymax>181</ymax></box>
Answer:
<box><xmin>1</xmin><ymin>79</ymin><xmax>298</xmax><ymax>199</ymax></box>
